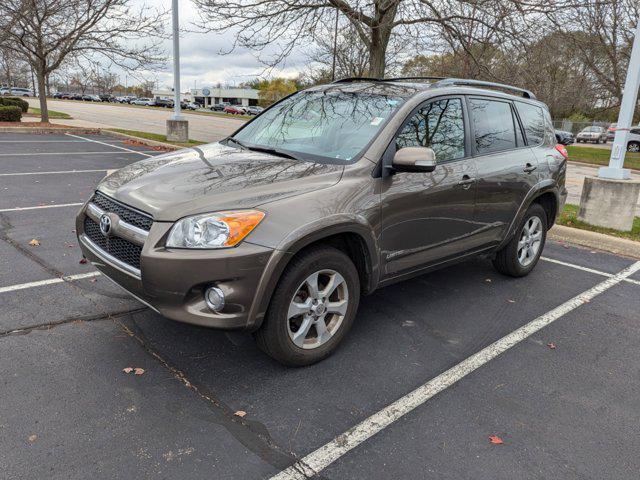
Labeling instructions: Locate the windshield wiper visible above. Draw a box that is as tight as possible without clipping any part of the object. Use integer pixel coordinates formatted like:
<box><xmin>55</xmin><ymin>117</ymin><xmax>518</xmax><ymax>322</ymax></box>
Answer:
<box><xmin>227</xmin><ymin>137</ymin><xmax>300</xmax><ymax>161</ymax></box>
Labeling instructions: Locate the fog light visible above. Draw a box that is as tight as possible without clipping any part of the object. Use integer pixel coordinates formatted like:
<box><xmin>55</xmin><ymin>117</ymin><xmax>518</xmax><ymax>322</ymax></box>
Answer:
<box><xmin>205</xmin><ymin>286</ymin><xmax>225</xmax><ymax>312</ymax></box>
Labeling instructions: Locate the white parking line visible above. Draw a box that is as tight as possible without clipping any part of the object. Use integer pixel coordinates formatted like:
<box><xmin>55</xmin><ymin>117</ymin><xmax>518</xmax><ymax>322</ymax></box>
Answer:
<box><xmin>0</xmin><ymin>203</ymin><xmax>83</xmax><ymax>213</ymax></box>
<box><xmin>65</xmin><ymin>133</ymin><xmax>153</xmax><ymax>157</ymax></box>
<box><xmin>0</xmin><ymin>151</ymin><xmax>156</xmax><ymax>156</ymax></box>
<box><xmin>0</xmin><ymin>272</ymin><xmax>101</xmax><ymax>294</ymax></box>
<box><xmin>542</xmin><ymin>256</ymin><xmax>640</xmax><ymax>286</ymax></box>
<box><xmin>270</xmin><ymin>260</ymin><xmax>640</xmax><ymax>480</ymax></box>
<box><xmin>0</xmin><ymin>169</ymin><xmax>108</xmax><ymax>177</ymax></box>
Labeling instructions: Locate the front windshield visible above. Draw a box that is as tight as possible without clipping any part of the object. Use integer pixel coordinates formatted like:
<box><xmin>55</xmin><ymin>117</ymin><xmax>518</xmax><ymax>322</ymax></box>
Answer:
<box><xmin>230</xmin><ymin>90</ymin><xmax>406</xmax><ymax>163</ymax></box>
<box><xmin>583</xmin><ymin>127</ymin><xmax>601</xmax><ymax>132</ymax></box>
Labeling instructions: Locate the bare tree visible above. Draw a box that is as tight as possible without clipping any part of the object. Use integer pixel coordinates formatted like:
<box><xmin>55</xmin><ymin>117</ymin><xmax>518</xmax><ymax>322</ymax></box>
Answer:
<box><xmin>193</xmin><ymin>0</ymin><xmax>577</xmax><ymax>77</ymax></box>
<box><xmin>0</xmin><ymin>0</ymin><xmax>166</xmax><ymax>122</ymax></box>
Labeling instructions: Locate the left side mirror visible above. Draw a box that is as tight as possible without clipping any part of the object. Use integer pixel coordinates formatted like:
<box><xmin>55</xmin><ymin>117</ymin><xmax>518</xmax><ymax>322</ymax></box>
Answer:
<box><xmin>391</xmin><ymin>147</ymin><xmax>437</xmax><ymax>173</ymax></box>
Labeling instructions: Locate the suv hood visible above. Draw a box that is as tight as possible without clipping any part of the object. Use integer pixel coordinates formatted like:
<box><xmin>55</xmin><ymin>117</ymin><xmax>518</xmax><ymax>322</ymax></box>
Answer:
<box><xmin>98</xmin><ymin>143</ymin><xmax>344</xmax><ymax>221</ymax></box>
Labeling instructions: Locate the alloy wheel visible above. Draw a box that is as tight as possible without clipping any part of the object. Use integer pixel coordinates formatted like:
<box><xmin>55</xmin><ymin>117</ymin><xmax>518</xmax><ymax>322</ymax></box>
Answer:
<box><xmin>287</xmin><ymin>269</ymin><xmax>349</xmax><ymax>350</ymax></box>
<box><xmin>517</xmin><ymin>216</ymin><xmax>543</xmax><ymax>267</ymax></box>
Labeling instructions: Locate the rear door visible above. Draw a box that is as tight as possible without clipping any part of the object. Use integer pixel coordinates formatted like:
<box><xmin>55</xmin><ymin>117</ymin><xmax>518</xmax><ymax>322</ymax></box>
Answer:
<box><xmin>468</xmin><ymin>96</ymin><xmax>540</xmax><ymax>245</ymax></box>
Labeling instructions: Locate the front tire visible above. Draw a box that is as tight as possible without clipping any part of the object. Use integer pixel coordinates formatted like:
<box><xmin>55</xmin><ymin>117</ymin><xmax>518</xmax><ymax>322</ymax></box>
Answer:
<box><xmin>628</xmin><ymin>141</ymin><xmax>640</xmax><ymax>153</ymax></box>
<box><xmin>493</xmin><ymin>204</ymin><xmax>547</xmax><ymax>277</ymax></box>
<box><xmin>255</xmin><ymin>246</ymin><xmax>360</xmax><ymax>366</ymax></box>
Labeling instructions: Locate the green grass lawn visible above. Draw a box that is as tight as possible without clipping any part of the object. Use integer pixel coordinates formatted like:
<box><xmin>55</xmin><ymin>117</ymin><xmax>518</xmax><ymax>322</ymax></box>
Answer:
<box><xmin>107</xmin><ymin>128</ymin><xmax>206</xmax><ymax>148</ymax></box>
<box><xmin>566</xmin><ymin>145</ymin><xmax>640</xmax><ymax>170</ymax></box>
<box><xmin>27</xmin><ymin>107</ymin><xmax>72</xmax><ymax>119</ymax></box>
<box><xmin>557</xmin><ymin>204</ymin><xmax>640</xmax><ymax>241</ymax></box>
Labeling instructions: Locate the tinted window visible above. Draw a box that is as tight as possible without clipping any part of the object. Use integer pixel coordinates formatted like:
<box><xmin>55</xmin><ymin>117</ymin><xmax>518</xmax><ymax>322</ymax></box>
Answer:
<box><xmin>469</xmin><ymin>99</ymin><xmax>516</xmax><ymax>154</ymax></box>
<box><xmin>396</xmin><ymin>98</ymin><xmax>465</xmax><ymax>162</ymax></box>
<box><xmin>515</xmin><ymin>102</ymin><xmax>546</xmax><ymax>146</ymax></box>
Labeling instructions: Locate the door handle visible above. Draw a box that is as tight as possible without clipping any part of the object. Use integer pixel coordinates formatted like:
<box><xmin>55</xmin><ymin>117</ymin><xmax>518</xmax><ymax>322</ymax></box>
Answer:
<box><xmin>523</xmin><ymin>163</ymin><xmax>537</xmax><ymax>173</ymax></box>
<box><xmin>457</xmin><ymin>175</ymin><xmax>475</xmax><ymax>189</ymax></box>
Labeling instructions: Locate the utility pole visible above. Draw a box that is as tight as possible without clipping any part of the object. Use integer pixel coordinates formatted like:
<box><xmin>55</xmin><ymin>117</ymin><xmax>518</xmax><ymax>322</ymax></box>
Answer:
<box><xmin>166</xmin><ymin>0</ymin><xmax>188</xmax><ymax>142</ymax></box>
<box><xmin>600</xmin><ymin>20</ymin><xmax>640</xmax><ymax>180</ymax></box>
<box><xmin>331</xmin><ymin>9</ymin><xmax>339</xmax><ymax>81</ymax></box>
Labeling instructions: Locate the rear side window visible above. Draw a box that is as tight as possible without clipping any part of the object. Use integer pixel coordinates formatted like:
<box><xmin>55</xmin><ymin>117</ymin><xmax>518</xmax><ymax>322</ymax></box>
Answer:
<box><xmin>396</xmin><ymin>98</ymin><xmax>465</xmax><ymax>162</ymax></box>
<box><xmin>469</xmin><ymin>98</ymin><xmax>516</xmax><ymax>155</ymax></box>
<box><xmin>515</xmin><ymin>102</ymin><xmax>546</xmax><ymax>146</ymax></box>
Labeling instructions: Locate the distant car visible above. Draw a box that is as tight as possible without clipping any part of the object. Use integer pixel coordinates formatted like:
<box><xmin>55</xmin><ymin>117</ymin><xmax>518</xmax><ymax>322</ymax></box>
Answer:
<box><xmin>554</xmin><ymin>130</ymin><xmax>574</xmax><ymax>146</ymax></box>
<box><xmin>131</xmin><ymin>98</ymin><xmax>155</xmax><ymax>106</ymax></box>
<box><xmin>185</xmin><ymin>102</ymin><xmax>200</xmax><ymax>110</ymax></box>
<box><xmin>2</xmin><ymin>87</ymin><xmax>32</xmax><ymax>96</ymax></box>
<box><xmin>154</xmin><ymin>98</ymin><xmax>174</xmax><ymax>108</ymax></box>
<box><xmin>626</xmin><ymin>128</ymin><xmax>640</xmax><ymax>152</ymax></box>
<box><xmin>576</xmin><ymin>126</ymin><xmax>607</xmax><ymax>144</ymax></box>
<box><xmin>223</xmin><ymin>105</ymin><xmax>246</xmax><ymax>115</ymax></box>
<box><xmin>607</xmin><ymin>123</ymin><xmax>617</xmax><ymax>141</ymax></box>
<box><xmin>52</xmin><ymin>92</ymin><xmax>66</xmax><ymax>99</ymax></box>
<box><xmin>84</xmin><ymin>94</ymin><xmax>102</xmax><ymax>102</ymax></box>
<box><xmin>99</xmin><ymin>94</ymin><xmax>114</xmax><ymax>102</ymax></box>
<box><xmin>245</xmin><ymin>106</ymin><xmax>264</xmax><ymax>115</ymax></box>
<box><xmin>211</xmin><ymin>102</ymin><xmax>231</xmax><ymax>112</ymax></box>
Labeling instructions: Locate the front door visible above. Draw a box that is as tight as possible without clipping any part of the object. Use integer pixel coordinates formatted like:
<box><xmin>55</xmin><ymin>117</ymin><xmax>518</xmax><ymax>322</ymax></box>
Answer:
<box><xmin>380</xmin><ymin>96</ymin><xmax>481</xmax><ymax>277</ymax></box>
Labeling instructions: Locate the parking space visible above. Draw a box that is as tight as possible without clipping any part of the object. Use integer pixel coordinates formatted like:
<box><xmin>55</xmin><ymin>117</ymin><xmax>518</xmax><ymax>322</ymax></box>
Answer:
<box><xmin>1</xmin><ymin>132</ymin><xmax>639</xmax><ymax>479</ymax></box>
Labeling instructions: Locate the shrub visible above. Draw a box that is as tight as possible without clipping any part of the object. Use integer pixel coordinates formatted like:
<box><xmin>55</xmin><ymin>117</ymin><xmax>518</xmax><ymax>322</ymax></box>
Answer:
<box><xmin>0</xmin><ymin>106</ymin><xmax>23</xmax><ymax>122</ymax></box>
<box><xmin>0</xmin><ymin>97</ymin><xmax>29</xmax><ymax>112</ymax></box>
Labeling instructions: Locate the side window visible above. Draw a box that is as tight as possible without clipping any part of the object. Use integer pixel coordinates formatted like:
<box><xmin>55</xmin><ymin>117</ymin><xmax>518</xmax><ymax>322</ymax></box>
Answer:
<box><xmin>515</xmin><ymin>102</ymin><xmax>546</xmax><ymax>146</ymax></box>
<box><xmin>396</xmin><ymin>98</ymin><xmax>465</xmax><ymax>162</ymax></box>
<box><xmin>469</xmin><ymin>98</ymin><xmax>517</xmax><ymax>154</ymax></box>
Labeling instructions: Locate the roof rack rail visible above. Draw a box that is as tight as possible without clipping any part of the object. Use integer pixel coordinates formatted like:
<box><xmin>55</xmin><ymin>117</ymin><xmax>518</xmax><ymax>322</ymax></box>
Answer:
<box><xmin>382</xmin><ymin>76</ymin><xmax>445</xmax><ymax>82</ymax></box>
<box><xmin>432</xmin><ymin>78</ymin><xmax>536</xmax><ymax>99</ymax></box>
<box><xmin>331</xmin><ymin>77</ymin><xmax>381</xmax><ymax>84</ymax></box>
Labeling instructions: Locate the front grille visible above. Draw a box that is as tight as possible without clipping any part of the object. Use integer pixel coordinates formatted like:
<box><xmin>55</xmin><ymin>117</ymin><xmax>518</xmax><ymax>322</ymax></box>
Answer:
<box><xmin>91</xmin><ymin>191</ymin><xmax>153</xmax><ymax>231</ymax></box>
<box><xmin>84</xmin><ymin>217</ymin><xmax>142</xmax><ymax>271</ymax></box>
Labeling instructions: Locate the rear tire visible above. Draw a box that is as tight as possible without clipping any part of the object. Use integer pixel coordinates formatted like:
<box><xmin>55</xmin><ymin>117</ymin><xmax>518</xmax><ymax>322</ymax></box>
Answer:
<box><xmin>493</xmin><ymin>203</ymin><xmax>547</xmax><ymax>277</ymax></box>
<box><xmin>254</xmin><ymin>246</ymin><xmax>360</xmax><ymax>367</ymax></box>
<box><xmin>627</xmin><ymin>141</ymin><xmax>640</xmax><ymax>153</ymax></box>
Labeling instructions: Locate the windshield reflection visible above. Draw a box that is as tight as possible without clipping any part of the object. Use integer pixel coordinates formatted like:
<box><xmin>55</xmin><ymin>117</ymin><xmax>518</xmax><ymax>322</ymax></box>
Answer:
<box><xmin>231</xmin><ymin>88</ymin><xmax>407</xmax><ymax>163</ymax></box>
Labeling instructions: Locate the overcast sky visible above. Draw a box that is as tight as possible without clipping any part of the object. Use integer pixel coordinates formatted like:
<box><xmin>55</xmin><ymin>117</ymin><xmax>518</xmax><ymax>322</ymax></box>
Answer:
<box><xmin>130</xmin><ymin>0</ymin><xmax>307</xmax><ymax>91</ymax></box>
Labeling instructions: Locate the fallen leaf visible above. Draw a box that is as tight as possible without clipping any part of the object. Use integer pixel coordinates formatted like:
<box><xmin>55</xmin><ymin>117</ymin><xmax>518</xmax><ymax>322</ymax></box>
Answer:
<box><xmin>489</xmin><ymin>435</ymin><xmax>504</xmax><ymax>445</ymax></box>
<box><xmin>582</xmin><ymin>298</ymin><xmax>590</xmax><ymax>303</ymax></box>
<box><xmin>28</xmin><ymin>239</ymin><xmax>40</xmax><ymax>246</ymax></box>
<box><xmin>507</xmin><ymin>299</ymin><xmax>515</xmax><ymax>303</ymax></box>
<box><xmin>123</xmin><ymin>367</ymin><xmax>134</xmax><ymax>373</ymax></box>
<box><xmin>485</xmin><ymin>278</ymin><xmax>492</xmax><ymax>283</ymax></box>
<box><xmin>90</xmin><ymin>278</ymin><xmax>97</xmax><ymax>283</ymax></box>
<box><xmin>66</xmin><ymin>244</ymin><xmax>74</xmax><ymax>248</ymax></box>
<box><xmin>234</xmin><ymin>410</ymin><xmax>247</xmax><ymax>418</ymax></box>
<box><xmin>79</xmin><ymin>258</ymin><xmax>87</xmax><ymax>264</ymax></box>
<box><xmin>134</xmin><ymin>368</ymin><xmax>145</xmax><ymax>376</ymax></box>
<box><xmin>547</xmin><ymin>342</ymin><xmax>556</xmax><ymax>349</ymax></box>
<box><xmin>27</xmin><ymin>434</ymin><xmax>37</xmax><ymax>444</ymax></box>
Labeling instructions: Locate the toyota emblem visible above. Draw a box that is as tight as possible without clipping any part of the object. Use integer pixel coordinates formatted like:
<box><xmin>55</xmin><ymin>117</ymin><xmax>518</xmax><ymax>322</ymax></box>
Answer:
<box><xmin>99</xmin><ymin>214</ymin><xmax>112</xmax><ymax>236</ymax></box>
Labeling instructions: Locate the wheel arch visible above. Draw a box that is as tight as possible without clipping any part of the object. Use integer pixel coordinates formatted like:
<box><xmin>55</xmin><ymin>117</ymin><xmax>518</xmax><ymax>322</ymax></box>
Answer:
<box><xmin>246</xmin><ymin>219</ymin><xmax>380</xmax><ymax>331</ymax></box>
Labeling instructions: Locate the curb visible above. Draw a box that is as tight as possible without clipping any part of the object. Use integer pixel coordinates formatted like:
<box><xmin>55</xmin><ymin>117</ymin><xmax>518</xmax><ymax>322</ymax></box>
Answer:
<box><xmin>101</xmin><ymin>130</ymin><xmax>180</xmax><ymax>150</ymax></box>
<box><xmin>549</xmin><ymin>224</ymin><xmax>640</xmax><ymax>259</ymax></box>
<box><xmin>0</xmin><ymin>126</ymin><xmax>100</xmax><ymax>134</ymax></box>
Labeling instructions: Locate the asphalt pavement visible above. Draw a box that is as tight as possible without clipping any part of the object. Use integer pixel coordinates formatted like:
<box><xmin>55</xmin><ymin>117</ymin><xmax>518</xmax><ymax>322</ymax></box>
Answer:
<box><xmin>1</xmin><ymin>132</ymin><xmax>639</xmax><ymax>480</ymax></box>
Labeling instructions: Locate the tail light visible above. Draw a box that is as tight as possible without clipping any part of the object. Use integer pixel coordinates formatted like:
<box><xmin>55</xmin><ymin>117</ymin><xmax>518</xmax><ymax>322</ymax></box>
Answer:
<box><xmin>555</xmin><ymin>144</ymin><xmax>568</xmax><ymax>158</ymax></box>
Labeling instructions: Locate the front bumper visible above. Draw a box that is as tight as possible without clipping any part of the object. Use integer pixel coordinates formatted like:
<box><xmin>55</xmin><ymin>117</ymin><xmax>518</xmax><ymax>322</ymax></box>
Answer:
<box><xmin>76</xmin><ymin>204</ymin><xmax>274</xmax><ymax>330</ymax></box>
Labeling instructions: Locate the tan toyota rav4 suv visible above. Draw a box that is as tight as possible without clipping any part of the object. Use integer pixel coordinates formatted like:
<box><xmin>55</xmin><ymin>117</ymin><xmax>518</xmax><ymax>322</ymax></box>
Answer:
<box><xmin>77</xmin><ymin>78</ymin><xmax>567</xmax><ymax>366</ymax></box>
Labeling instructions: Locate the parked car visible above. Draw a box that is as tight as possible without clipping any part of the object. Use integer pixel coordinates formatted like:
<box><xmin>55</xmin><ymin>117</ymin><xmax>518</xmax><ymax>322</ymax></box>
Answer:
<box><xmin>76</xmin><ymin>77</ymin><xmax>567</xmax><ymax>366</ymax></box>
<box><xmin>607</xmin><ymin>123</ymin><xmax>617</xmax><ymax>141</ymax></box>
<box><xmin>223</xmin><ymin>105</ymin><xmax>246</xmax><ymax>115</ymax></box>
<box><xmin>245</xmin><ymin>106</ymin><xmax>264</xmax><ymax>115</ymax></box>
<box><xmin>554</xmin><ymin>129</ymin><xmax>574</xmax><ymax>146</ymax></box>
<box><xmin>99</xmin><ymin>94</ymin><xmax>114</xmax><ymax>102</ymax></box>
<box><xmin>154</xmin><ymin>98</ymin><xmax>174</xmax><ymax>108</ymax></box>
<box><xmin>52</xmin><ymin>92</ymin><xmax>66</xmax><ymax>99</ymax></box>
<box><xmin>2</xmin><ymin>87</ymin><xmax>32</xmax><ymax>96</ymax></box>
<box><xmin>82</xmin><ymin>94</ymin><xmax>102</xmax><ymax>102</ymax></box>
<box><xmin>576</xmin><ymin>126</ymin><xmax>607</xmax><ymax>144</ymax></box>
<box><xmin>626</xmin><ymin>128</ymin><xmax>640</xmax><ymax>152</ymax></box>
<box><xmin>211</xmin><ymin>102</ymin><xmax>231</xmax><ymax>111</ymax></box>
<box><xmin>131</xmin><ymin>97</ymin><xmax>155</xmax><ymax>106</ymax></box>
<box><xmin>185</xmin><ymin>102</ymin><xmax>201</xmax><ymax>110</ymax></box>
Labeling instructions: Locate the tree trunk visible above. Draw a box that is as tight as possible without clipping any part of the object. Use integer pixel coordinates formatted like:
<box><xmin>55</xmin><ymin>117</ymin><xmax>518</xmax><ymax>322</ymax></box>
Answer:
<box><xmin>36</xmin><ymin>67</ymin><xmax>49</xmax><ymax>123</ymax></box>
<box><xmin>368</xmin><ymin>22</ymin><xmax>393</xmax><ymax>78</ymax></box>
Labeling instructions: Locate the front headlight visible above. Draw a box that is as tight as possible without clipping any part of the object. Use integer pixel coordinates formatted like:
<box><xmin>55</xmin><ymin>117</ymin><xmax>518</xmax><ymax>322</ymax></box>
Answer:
<box><xmin>166</xmin><ymin>210</ymin><xmax>265</xmax><ymax>249</ymax></box>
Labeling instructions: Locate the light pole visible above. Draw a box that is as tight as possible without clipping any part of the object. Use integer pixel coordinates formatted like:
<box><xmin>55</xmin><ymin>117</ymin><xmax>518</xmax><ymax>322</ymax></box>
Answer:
<box><xmin>166</xmin><ymin>0</ymin><xmax>188</xmax><ymax>142</ymax></box>
<box><xmin>600</xmin><ymin>20</ymin><xmax>640</xmax><ymax>180</ymax></box>
<box><xmin>577</xmin><ymin>19</ymin><xmax>640</xmax><ymax>231</ymax></box>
